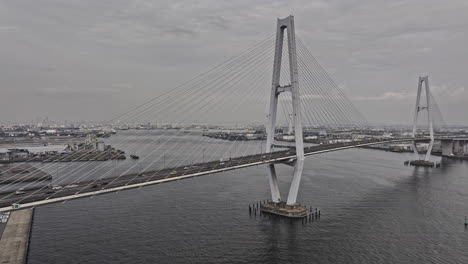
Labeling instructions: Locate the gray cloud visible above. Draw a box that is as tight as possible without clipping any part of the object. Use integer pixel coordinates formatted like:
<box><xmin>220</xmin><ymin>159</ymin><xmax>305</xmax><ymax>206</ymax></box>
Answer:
<box><xmin>0</xmin><ymin>0</ymin><xmax>467</xmax><ymax>125</ymax></box>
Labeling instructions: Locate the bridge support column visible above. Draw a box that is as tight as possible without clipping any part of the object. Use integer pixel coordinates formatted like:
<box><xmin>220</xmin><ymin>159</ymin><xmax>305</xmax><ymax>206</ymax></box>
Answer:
<box><xmin>265</xmin><ymin>15</ymin><xmax>305</xmax><ymax>206</ymax></box>
<box><xmin>267</xmin><ymin>164</ymin><xmax>281</xmax><ymax>202</ymax></box>
<box><xmin>286</xmin><ymin>158</ymin><xmax>304</xmax><ymax>205</ymax></box>
<box><xmin>441</xmin><ymin>139</ymin><xmax>454</xmax><ymax>156</ymax></box>
<box><xmin>412</xmin><ymin>76</ymin><xmax>434</xmax><ymax>162</ymax></box>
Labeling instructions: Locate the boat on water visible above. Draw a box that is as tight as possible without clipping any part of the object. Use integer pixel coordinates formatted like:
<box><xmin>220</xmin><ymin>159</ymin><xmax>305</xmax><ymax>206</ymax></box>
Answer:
<box><xmin>130</xmin><ymin>154</ymin><xmax>139</xmax><ymax>160</ymax></box>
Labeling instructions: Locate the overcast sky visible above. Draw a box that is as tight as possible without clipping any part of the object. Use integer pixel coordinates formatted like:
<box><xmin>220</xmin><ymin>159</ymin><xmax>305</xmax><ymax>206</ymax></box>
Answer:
<box><xmin>1</xmin><ymin>0</ymin><xmax>467</xmax><ymax>125</ymax></box>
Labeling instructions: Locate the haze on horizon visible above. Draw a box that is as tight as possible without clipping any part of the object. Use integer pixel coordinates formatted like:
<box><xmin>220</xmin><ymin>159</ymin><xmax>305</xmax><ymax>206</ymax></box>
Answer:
<box><xmin>1</xmin><ymin>0</ymin><xmax>467</xmax><ymax>125</ymax></box>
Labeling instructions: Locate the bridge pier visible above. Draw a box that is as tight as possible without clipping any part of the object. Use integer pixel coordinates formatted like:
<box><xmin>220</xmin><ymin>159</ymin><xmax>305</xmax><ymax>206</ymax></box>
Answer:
<box><xmin>266</xmin><ymin>164</ymin><xmax>281</xmax><ymax>202</ymax></box>
<box><xmin>263</xmin><ymin>15</ymin><xmax>307</xmax><ymax>216</ymax></box>
<box><xmin>260</xmin><ymin>201</ymin><xmax>307</xmax><ymax>218</ymax></box>
<box><xmin>440</xmin><ymin>138</ymin><xmax>468</xmax><ymax>160</ymax></box>
<box><xmin>285</xmin><ymin>158</ymin><xmax>304</xmax><ymax>205</ymax></box>
<box><xmin>409</xmin><ymin>76</ymin><xmax>436</xmax><ymax>167</ymax></box>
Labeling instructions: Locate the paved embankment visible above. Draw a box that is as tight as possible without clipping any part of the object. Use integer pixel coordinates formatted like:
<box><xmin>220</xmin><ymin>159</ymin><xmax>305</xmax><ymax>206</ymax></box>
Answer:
<box><xmin>0</xmin><ymin>209</ymin><xmax>34</xmax><ymax>264</ymax></box>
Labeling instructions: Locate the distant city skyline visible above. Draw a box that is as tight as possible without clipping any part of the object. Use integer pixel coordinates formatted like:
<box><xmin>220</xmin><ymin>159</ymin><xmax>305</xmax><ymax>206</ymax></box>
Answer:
<box><xmin>1</xmin><ymin>0</ymin><xmax>467</xmax><ymax>125</ymax></box>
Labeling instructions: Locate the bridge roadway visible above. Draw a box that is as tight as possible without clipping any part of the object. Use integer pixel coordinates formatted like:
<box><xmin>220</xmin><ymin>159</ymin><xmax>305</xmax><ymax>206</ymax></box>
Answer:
<box><xmin>0</xmin><ymin>137</ymin><xmax>419</xmax><ymax>211</ymax></box>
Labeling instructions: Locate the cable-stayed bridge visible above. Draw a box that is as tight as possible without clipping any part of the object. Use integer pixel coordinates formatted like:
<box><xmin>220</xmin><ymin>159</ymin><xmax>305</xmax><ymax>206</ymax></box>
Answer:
<box><xmin>0</xmin><ymin>16</ymin><xmax>448</xmax><ymax>213</ymax></box>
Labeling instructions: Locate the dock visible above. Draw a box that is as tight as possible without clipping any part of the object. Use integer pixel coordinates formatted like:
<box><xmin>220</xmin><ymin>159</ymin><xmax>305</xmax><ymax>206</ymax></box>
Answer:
<box><xmin>0</xmin><ymin>209</ymin><xmax>34</xmax><ymax>264</ymax></box>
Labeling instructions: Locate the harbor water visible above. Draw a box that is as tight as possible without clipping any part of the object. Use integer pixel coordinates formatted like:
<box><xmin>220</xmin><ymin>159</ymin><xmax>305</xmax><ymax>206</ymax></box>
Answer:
<box><xmin>26</xmin><ymin>131</ymin><xmax>468</xmax><ymax>263</ymax></box>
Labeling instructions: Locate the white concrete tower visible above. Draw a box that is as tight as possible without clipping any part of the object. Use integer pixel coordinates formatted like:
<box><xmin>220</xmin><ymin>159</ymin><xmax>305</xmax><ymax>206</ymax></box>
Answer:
<box><xmin>412</xmin><ymin>76</ymin><xmax>435</xmax><ymax>161</ymax></box>
<box><xmin>265</xmin><ymin>15</ymin><xmax>305</xmax><ymax>205</ymax></box>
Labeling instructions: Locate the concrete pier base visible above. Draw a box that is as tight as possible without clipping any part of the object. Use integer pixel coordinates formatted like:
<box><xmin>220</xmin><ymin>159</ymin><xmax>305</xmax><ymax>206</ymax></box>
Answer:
<box><xmin>260</xmin><ymin>201</ymin><xmax>307</xmax><ymax>218</ymax></box>
<box><xmin>407</xmin><ymin>160</ymin><xmax>439</xmax><ymax>168</ymax></box>
<box><xmin>0</xmin><ymin>209</ymin><xmax>34</xmax><ymax>264</ymax></box>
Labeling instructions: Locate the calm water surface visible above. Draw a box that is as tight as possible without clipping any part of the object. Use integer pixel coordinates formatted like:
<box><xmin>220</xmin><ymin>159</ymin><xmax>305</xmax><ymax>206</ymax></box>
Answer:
<box><xmin>27</xmin><ymin>132</ymin><xmax>468</xmax><ymax>263</ymax></box>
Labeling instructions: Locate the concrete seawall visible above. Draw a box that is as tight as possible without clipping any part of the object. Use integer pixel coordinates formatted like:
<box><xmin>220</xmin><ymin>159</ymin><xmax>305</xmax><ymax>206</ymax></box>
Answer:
<box><xmin>0</xmin><ymin>209</ymin><xmax>34</xmax><ymax>264</ymax></box>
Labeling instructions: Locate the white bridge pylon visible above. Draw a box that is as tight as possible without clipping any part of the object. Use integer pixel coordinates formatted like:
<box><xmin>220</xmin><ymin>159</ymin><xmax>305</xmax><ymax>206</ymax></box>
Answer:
<box><xmin>412</xmin><ymin>76</ymin><xmax>435</xmax><ymax>161</ymax></box>
<box><xmin>265</xmin><ymin>15</ymin><xmax>305</xmax><ymax>205</ymax></box>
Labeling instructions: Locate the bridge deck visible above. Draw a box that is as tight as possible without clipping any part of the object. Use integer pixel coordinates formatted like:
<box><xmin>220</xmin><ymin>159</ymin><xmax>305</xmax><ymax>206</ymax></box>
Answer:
<box><xmin>0</xmin><ymin>138</ymin><xmax>416</xmax><ymax>211</ymax></box>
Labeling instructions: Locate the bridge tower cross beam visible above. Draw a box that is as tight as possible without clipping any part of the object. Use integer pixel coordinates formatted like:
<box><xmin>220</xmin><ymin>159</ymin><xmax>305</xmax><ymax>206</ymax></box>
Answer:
<box><xmin>265</xmin><ymin>15</ymin><xmax>305</xmax><ymax>205</ymax></box>
<box><xmin>412</xmin><ymin>76</ymin><xmax>435</xmax><ymax>161</ymax></box>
